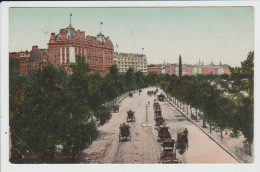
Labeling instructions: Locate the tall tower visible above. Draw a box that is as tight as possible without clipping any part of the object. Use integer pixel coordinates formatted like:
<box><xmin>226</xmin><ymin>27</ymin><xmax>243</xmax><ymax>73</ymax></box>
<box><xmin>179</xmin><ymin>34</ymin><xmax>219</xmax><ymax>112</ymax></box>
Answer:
<box><xmin>179</xmin><ymin>54</ymin><xmax>182</xmax><ymax>77</ymax></box>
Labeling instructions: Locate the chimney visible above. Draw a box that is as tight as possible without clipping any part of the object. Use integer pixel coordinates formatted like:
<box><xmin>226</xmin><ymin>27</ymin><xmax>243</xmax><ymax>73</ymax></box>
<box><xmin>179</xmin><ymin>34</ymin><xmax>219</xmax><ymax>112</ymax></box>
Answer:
<box><xmin>77</xmin><ymin>30</ymin><xmax>80</xmax><ymax>40</ymax></box>
<box><xmin>32</xmin><ymin>45</ymin><xmax>38</xmax><ymax>50</ymax></box>
<box><xmin>179</xmin><ymin>54</ymin><xmax>182</xmax><ymax>77</ymax></box>
<box><xmin>50</xmin><ymin>33</ymin><xmax>55</xmax><ymax>43</ymax></box>
<box><xmin>80</xmin><ymin>31</ymin><xmax>85</xmax><ymax>38</ymax></box>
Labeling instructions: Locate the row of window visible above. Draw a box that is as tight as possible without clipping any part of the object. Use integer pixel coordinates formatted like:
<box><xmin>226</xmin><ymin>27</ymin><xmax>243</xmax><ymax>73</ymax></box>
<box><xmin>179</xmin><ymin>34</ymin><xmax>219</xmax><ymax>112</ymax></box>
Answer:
<box><xmin>118</xmin><ymin>65</ymin><xmax>147</xmax><ymax>68</ymax></box>
<box><xmin>118</xmin><ymin>58</ymin><xmax>146</xmax><ymax>62</ymax></box>
<box><xmin>117</xmin><ymin>62</ymin><xmax>147</xmax><ymax>65</ymax></box>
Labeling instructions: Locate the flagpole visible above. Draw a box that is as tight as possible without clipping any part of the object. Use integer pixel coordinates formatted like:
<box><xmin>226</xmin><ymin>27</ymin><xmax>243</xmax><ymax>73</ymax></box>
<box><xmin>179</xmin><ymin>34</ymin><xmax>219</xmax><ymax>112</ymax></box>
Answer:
<box><xmin>70</xmin><ymin>13</ymin><xmax>72</xmax><ymax>25</ymax></box>
<box><xmin>100</xmin><ymin>22</ymin><xmax>103</xmax><ymax>33</ymax></box>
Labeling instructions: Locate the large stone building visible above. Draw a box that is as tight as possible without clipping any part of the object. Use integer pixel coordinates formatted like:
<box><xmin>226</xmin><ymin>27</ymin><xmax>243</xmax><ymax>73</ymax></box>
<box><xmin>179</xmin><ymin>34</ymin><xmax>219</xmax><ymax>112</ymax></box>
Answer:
<box><xmin>11</xmin><ymin>46</ymin><xmax>48</xmax><ymax>76</ymax></box>
<box><xmin>17</xmin><ymin>51</ymin><xmax>30</xmax><ymax>76</ymax></box>
<box><xmin>48</xmin><ymin>23</ymin><xmax>114</xmax><ymax>76</ymax></box>
<box><xmin>114</xmin><ymin>52</ymin><xmax>147</xmax><ymax>73</ymax></box>
<box><xmin>29</xmin><ymin>46</ymin><xmax>48</xmax><ymax>74</ymax></box>
<box><xmin>147</xmin><ymin>64</ymin><xmax>161</xmax><ymax>74</ymax></box>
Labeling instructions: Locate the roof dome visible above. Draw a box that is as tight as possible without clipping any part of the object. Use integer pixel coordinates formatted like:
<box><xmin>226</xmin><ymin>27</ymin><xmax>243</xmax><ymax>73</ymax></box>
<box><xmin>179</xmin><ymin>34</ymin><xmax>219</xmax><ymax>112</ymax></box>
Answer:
<box><xmin>96</xmin><ymin>32</ymin><xmax>106</xmax><ymax>44</ymax></box>
<box><xmin>96</xmin><ymin>32</ymin><xmax>113</xmax><ymax>46</ymax></box>
<box><xmin>66</xmin><ymin>24</ymin><xmax>76</xmax><ymax>39</ymax></box>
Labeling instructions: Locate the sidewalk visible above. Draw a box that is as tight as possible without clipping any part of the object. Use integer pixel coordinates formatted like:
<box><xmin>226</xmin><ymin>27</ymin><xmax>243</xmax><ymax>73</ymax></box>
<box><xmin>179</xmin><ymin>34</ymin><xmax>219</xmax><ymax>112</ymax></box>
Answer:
<box><xmin>163</xmin><ymin>93</ymin><xmax>253</xmax><ymax>163</ymax></box>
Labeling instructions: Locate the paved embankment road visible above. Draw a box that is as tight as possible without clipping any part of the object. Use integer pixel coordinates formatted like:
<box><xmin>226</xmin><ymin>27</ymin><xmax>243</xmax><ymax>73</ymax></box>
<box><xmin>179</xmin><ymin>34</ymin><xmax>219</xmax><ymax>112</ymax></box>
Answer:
<box><xmin>81</xmin><ymin>87</ymin><xmax>239</xmax><ymax>163</ymax></box>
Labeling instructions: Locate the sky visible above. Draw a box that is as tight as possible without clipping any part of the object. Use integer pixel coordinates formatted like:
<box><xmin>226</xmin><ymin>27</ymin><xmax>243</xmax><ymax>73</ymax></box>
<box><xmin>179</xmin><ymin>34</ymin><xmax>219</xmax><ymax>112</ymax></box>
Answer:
<box><xmin>9</xmin><ymin>7</ymin><xmax>254</xmax><ymax>67</ymax></box>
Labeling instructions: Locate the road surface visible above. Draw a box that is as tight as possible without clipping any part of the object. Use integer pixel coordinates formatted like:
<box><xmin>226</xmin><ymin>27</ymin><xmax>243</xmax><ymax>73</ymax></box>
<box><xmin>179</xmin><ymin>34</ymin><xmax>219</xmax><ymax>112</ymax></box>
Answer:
<box><xmin>81</xmin><ymin>87</ymin><xmax>238</xmax><ymax>164</ymax></box>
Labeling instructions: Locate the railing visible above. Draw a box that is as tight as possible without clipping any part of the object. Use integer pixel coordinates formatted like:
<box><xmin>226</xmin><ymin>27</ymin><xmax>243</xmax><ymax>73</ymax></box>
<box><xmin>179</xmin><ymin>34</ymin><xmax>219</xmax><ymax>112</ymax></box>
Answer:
<box><xmin>103</xmin><ymin>89</ymin><xmax>140</xmax><ymax>106</ymax></box>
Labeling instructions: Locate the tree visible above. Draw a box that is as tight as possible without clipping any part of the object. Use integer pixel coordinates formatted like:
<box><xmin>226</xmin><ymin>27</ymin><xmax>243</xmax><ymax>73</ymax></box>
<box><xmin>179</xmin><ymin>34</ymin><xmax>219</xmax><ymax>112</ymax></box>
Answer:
<box><xmin>124</xmin><ymin>67</ymin><xmax>137</xmax><ymax>90</ymax></box>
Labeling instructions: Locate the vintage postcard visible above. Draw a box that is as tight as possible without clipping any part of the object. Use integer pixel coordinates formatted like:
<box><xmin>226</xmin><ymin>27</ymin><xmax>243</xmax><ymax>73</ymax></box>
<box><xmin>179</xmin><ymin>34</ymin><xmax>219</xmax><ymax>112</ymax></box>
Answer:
<box><xmin>1</xmin><ymin>1</ymin><xmax>258</xmax><ymax>172</ymax></box>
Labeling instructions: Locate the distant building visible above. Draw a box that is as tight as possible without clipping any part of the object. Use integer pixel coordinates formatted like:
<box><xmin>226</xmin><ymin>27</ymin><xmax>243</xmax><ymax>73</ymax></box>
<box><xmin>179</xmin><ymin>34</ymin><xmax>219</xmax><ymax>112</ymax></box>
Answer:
<box><xmin>48</xmin><ymin>22</ymin><xmax>114</xmax><ymax>76</ymax></box>
<box><xmin>165</xmin><ymin>68</ymin><xmax>174</xmax><ymax>75</ymax></box>
<box><xmin>223</xmin><ymin>65</ymin><xmax>231</xmax><ymax>75</ymax></box>
<box><xmin>18</xmin><ymin>51</ymin><xmax>30</xmax><ymax>76</ymax></box>
<box><xmin>114</xmin><ymin>52</ymin><xmax>147</xmax><ymax>73</ymax></box>
<box><xmin>29</xmin><ymin>46</ymin><xmax>48</xmax><ymax>74</ymax></box>
<box><xmin>147</xmin><ymin>64</ymin><xmax>161</xmax><ymax>74</ymax></box>
<box><xmin>184</xmin><ymin>65</ymin><xmax>192</xmax><ymax>75</ymax></box>
<box><xmin>14</xmin><ymin>46</ymin><xmax>49</xmax><ymax>76</ymax></box>
<box><xmin>9</xmin><ymin>52</ymin><xmax>20</xmax><ymax>59</ymax></box>
<box><xmin>151</xmin><ymin>58</ymin><xmax>231</xmax><ymax>76</ymax></box>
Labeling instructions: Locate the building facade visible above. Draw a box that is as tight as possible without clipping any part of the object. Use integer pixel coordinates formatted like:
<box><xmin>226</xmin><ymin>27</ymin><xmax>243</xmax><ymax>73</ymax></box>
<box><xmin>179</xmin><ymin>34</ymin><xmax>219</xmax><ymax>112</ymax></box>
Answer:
<box><xmin>13</xmin><ymin>46</ymin><xmax>49</xmax><ymax>76</ymax></box>
<box><xmin>114</xmin><ymin>52</ymin><xmax>147</xmax><ymax>73</ymax></box>
<box><xmin>48</xmin><ymin>23</ymin><xmax>114</xmax><ymax>76</ymax></box>
<box><xmin>152</xmin><ymin>61</ymin><xmax>231</xmax><ymax>76</ymax></box>
<box><xmin>18</xmin><ymin>51</ymin><xmax>30</xmax><ymax>76</ymax></box>
<box><xmin>29</xmin><ymin>46</ymin><xmax>48</xmax><ymax>74</ymax></box>
<box><xmin>147</xmin><ymin>64</ymin><xmax>161</xmax><ymax>74</ymax></box>
<box><xmin>165</xmin><ymin>68</ymin><xmax>174</xmax><ymax>75</ymax></box>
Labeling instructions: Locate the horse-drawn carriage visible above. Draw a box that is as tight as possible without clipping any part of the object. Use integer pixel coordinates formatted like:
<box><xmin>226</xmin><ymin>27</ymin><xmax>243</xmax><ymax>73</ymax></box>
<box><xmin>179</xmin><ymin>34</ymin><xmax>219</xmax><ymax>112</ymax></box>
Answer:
<box><xmin>157</xmin><ymin>93</ymin><xmax>165</xmax><ymax>102</ymax></box>
<box><xmin>119</xmin><ymin>123</ymin><xmax>131</xmax><ymax>142</ymax></box>
<box><xmin>158</xmin><ymin>126</ymin><xmax>171</xmax><ymax>142</ymax></box>
<box><xmin>127</xmin><ymin>110</ymin><xmax>135</xmax><ymax>122</ymax></box>
<box><xmin>160</xmin><ymin>139</ymin><xmax>181</xmax><ymax>163</ymax></box>
<box><xmin>112</xmin><ymin>105</ymin><xmax>119</xmax><ymax>113</ymax></box>
<box><xmin>154</xmin><ymin>105</ymin><xmax>161</xmax><ymax>111</ymax></box>
<box><xmin>147</xmin><ymin>91</ymin><xmax>154</xmax><ymax>95</ymax></box>
<box><xmin>153</xmin><ymin>102</ymin><xmax>160</xmax><ymax>109</ymax></box>
<box><xmin>154</xmin><ymin>110</ymin><xmax>162</xmax><ymax>119</ymax></box>
<box><xmin>129</xmin><ymin>92</ymin><xmax>133</xmax><ymax>97</ymax></box>
<box><xmin>176</xmin><ymin>128</ymin><xmax>189</xmax><ymax>154</ymax></box>
<box><xmin>155</xmin><ymin>116</ymin><xmax>165</xmax><ymax>126</ymax></box>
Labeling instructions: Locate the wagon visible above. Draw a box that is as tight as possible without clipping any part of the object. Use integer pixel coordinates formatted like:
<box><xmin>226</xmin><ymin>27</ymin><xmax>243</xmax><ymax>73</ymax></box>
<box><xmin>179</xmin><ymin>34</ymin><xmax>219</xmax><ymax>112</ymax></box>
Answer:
<box><xmin>147</xmin><ymin>91</ymin><xmax>154</xmax><ymax>95</ymax></box>
<box><xmin>153</xmin><ymin>102</ymin><xmax>160</xmax><ymax>109</ymax></box>
<box><xmin>160</xmin><ymin>147</ymin><xmax>181</xmax><ymax>163</ymax></box>
<box><xmin>157</xmin><ymin>93</ymin><xmax>165</xmax><ymax>102</ymax></box>
<box><xmin>155</xmin><ymin>116</ymin><xmax>165</xmax><ymax>126</ymax></box>
<box><xmin>158</xmin><ymin>126</ymin><xmax>171</xmax><ymax>142</ymax></box>
<box><xmin>176</xmin><ymin>128</ymin><xmax>189</xmax><ymax>154</ymax></box>
<box><xmin>127</xmin><ymin>109</ymin><xmax>135</xmax><ymax>122</ymax></box>
<box><xmin>119</xmin><ymin>123</ymin><xmax>131</xmax><ymax>142</ymax></box>
<box><xmin>154</xmin><ymin>106</ymin><xmax>161</xmax><ymax>112</ymax></box>
<box><xmin>154</xmin><ymin>110</ymin><xmax>162</xmax><ymax>119</ymax></box>
<box><xmin>162</xmin><ymin>139</ymin><xmax>175</xmax><ymax>149</ymax></box>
